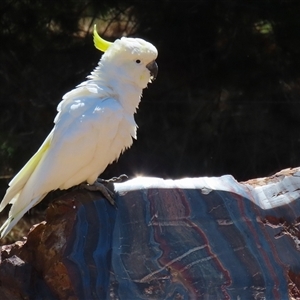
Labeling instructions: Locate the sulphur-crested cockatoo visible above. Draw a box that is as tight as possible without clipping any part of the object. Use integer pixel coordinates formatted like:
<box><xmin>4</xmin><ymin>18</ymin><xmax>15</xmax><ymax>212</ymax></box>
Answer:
<box><xmin>0</xmin><ymin>25</ymin><xmax>158</xmax><ymax>238</ymax></box>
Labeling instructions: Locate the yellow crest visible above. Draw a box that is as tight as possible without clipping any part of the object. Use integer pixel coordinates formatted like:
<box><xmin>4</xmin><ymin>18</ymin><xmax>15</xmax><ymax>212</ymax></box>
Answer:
<box><xmin>93</xmin><ymin>24</ymin><xmax>113</xmax><ymax>52</ymax></box>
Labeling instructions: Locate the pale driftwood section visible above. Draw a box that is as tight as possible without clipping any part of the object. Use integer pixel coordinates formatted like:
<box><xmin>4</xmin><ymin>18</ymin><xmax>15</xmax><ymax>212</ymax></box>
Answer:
<box><xmin>1</xmin><ymin>168</ymin><xmax>300</xmax><ymax>299</ymax></box>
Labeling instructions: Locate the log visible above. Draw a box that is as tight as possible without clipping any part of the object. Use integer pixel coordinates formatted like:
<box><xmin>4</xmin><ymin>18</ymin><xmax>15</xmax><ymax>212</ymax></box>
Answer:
<box><xmin>1</xmin><ymin>167</ymin><xmax>300</xmax><ymax>299</ymax></box>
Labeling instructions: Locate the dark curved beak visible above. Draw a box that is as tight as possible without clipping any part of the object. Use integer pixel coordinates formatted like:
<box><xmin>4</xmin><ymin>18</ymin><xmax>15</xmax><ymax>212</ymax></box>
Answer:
<box><xmin>146</xmin><ymin>60</ymin><xmax>158</xmax><ymax>80</ymax></box>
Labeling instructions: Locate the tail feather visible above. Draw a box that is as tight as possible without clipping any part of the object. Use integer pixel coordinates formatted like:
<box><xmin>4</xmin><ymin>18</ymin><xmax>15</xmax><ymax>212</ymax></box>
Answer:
<box><xmin>0</xmin><ymin>133</ymin><xmax>52</xmax><ymax>237</ymax></box>
<box><xmin>0</xmin><ymin>134</ymin><xmax>51</xmax><ymax>213</ymax></box>
<box><xmin>0</xmin><ymin>194</ymin><xmax>45</xmax><ymax>238</ymax></box>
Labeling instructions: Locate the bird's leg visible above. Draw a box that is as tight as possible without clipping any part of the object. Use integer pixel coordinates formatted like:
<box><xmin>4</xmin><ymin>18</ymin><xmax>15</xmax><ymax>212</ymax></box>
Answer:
<box><xmin>80</xmin><ymin>174</ymin><xmax>128</xmax><ymax>206</ymax></box>
<box><xmin>81</xmin><ymin>180</ymin><xmax>115</xmax><ymax>206</ymax></box>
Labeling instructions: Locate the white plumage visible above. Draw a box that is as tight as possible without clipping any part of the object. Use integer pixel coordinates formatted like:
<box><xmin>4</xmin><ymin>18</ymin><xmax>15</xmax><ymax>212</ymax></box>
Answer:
<box><xmin>0</xmin><ymin>30</ymin><xmax>158</xmax><ymax>237</ymax></box>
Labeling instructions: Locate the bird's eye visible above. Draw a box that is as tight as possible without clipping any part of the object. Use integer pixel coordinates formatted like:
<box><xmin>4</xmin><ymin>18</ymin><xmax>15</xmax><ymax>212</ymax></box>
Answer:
<box><xmin>136</xmin><ymin>59</ymin><xmax>141</xmax><ymax>64</ymax></box>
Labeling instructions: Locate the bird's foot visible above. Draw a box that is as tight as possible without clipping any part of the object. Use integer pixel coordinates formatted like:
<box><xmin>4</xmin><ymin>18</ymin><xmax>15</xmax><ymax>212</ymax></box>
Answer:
<box><xmin>80</xmin><ymin>174</ymin><xmax>128</xmax><ymax>206</ymax></box>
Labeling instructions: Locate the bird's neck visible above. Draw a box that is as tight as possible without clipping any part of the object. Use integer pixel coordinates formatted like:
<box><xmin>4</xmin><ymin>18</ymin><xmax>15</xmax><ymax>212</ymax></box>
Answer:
<box><xmin>88</xmin><ymin>65</ymin><xmax>143</xmax><ymax>115</ymax></box>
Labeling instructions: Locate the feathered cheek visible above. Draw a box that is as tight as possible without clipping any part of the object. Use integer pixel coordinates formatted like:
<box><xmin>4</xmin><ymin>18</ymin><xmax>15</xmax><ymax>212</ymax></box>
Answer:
<box><xmin>140</xmin><ymin>72</ymin><xmax>151</xmax><ymax>87</ymax></box>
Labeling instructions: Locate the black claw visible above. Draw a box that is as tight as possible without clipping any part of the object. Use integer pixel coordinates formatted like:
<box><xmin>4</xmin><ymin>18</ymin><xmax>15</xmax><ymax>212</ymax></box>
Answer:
<box><xmin>79</xmin><ymin>174</ymin><xmax>128</xmax><ymax>207</ymax></box>
<box><xmin>81</xmin><ymin>181</ymin><xmax>116</xmax><ymax>206</ymax></box>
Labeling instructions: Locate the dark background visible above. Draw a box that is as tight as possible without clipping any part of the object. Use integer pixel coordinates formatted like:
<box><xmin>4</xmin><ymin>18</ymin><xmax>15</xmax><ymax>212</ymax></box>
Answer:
<box><xmin>1</xmin><ymin>0</ymin><xmax>300</xmax><ymax>240</ymax></box>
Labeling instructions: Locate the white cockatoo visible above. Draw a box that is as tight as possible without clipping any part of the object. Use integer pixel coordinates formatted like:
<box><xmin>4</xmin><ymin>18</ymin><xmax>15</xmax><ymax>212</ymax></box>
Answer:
<box><xmin>0</xmin><ymin>25</ymin><xmax>158</xmax><ymax>238</ymax></box>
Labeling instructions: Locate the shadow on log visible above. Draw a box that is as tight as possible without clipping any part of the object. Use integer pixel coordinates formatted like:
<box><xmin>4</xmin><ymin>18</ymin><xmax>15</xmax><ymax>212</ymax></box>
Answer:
<box><xmin>1</xmin><ymin>168</ymin><xmax>300</xmax><ymax>299</ymax></box>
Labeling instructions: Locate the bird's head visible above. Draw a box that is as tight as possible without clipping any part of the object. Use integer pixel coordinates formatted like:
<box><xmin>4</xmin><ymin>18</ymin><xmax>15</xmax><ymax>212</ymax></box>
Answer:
<box><xmin>93</xmin><ymin>25</ymin><xmax>158</xmax><ymax>89</ymax></box>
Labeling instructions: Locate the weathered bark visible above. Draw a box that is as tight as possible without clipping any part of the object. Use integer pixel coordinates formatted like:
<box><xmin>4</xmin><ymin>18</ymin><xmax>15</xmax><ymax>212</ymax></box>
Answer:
<box><xmin>1</xmin><ymin>168</ymin><xmax>300</xmax><ymax>299</ymax></box>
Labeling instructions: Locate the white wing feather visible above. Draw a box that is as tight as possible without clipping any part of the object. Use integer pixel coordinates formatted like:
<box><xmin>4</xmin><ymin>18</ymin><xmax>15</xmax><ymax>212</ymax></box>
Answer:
<box><xmin>0</xmin><ymin>90</ymin><xmax>135</xmax><ymax>237</ymax></box>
